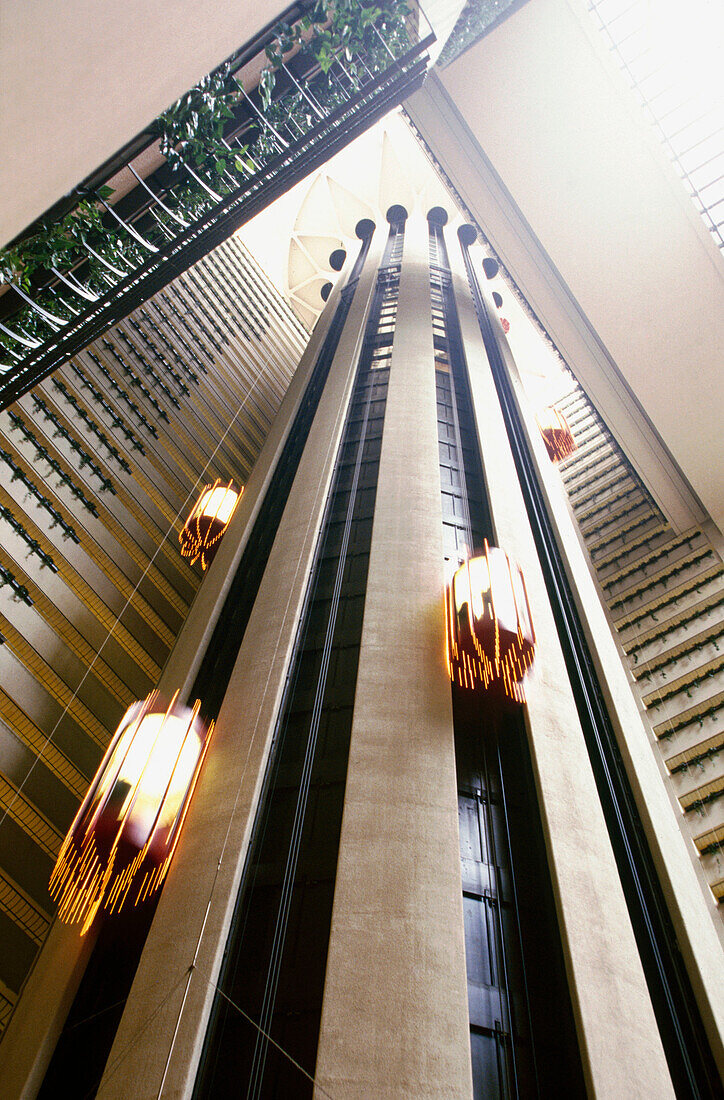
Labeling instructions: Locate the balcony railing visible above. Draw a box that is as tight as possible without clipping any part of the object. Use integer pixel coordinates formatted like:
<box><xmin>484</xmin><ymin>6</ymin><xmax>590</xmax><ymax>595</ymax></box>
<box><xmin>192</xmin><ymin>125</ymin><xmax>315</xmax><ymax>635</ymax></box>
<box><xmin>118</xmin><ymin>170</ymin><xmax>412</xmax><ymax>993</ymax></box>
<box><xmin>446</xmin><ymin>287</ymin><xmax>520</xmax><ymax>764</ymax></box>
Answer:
<box><xmin>0</xmin><ymin>0</ymin><xmax>434</xmax><ymax>409</ymax></box>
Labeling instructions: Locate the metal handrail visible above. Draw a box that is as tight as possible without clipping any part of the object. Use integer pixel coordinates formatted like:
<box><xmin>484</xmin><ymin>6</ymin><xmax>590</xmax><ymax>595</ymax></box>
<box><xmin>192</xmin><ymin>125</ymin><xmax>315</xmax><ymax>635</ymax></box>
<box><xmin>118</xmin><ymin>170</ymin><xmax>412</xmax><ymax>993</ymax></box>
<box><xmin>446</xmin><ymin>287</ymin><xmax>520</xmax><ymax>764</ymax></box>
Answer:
<box><xmin>0</xmin><ymin>4</ymin><xmax>434</xmax><ymax>409</ymax></box>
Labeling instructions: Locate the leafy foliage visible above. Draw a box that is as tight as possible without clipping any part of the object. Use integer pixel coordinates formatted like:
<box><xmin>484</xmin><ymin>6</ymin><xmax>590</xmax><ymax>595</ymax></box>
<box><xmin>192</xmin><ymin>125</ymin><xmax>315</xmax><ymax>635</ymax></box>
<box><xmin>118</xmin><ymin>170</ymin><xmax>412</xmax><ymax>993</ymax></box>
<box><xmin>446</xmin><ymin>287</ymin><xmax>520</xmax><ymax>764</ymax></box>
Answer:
<box><xmin>0</xmin><ymin>0</ymin><xmax>412</xmax><ymax>362</ymax></box>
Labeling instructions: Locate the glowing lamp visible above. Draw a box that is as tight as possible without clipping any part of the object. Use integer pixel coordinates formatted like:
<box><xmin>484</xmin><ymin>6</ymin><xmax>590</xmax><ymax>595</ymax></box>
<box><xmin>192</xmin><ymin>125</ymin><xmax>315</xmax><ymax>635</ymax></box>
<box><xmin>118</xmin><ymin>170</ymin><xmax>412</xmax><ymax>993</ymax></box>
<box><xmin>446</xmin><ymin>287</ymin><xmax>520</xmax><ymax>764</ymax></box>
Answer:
<box><xmin>179</xmin><ymin>479</ymin><xmax>241</xmax><ymax>569</ymax></box>
<box><xmin>445</xmin><ymin>543</ymin><xmax>535</xmax><ymax>702</ymax></box>
<box><xmin>50</xmin><ymin>693</ymin><xmax>213</xmax><ymax>934</ymax></box>
<box><xmin>536</xmin><ymin>407</ymin><xmax>577</xmax><ymax>463</ymax></box>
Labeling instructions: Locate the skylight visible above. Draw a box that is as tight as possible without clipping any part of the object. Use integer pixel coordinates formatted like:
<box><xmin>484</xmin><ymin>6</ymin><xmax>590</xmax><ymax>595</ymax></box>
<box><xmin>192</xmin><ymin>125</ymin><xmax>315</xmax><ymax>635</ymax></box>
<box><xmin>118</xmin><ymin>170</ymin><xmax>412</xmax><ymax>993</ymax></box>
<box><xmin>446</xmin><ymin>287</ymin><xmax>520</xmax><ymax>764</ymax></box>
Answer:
<box><xmin>588</xmin><ymin>0</ymin><xmax>724</xmax><ymax>251</ymax></box>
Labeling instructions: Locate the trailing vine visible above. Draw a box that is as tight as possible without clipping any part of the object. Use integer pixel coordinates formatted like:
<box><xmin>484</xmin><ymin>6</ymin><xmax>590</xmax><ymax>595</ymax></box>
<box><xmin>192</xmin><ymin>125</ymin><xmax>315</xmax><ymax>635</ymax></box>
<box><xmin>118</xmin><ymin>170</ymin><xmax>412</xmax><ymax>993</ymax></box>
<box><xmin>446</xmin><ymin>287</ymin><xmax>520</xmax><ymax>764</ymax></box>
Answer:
<box><xmin>0</xmin><ymin>503</ymin><xmax>57</xmax><ymax>571</ymax></box>
<box><xmin>67</xmin><ymin>362</ymin><xmax>146</xmax><ymax>453</ymax></box>
<box><xmin>646</xmin><ymin>657</ymin><xmax>724</xmax><ymax>709</ymax></box>
<box><xmin>670</xmin><ymin>740</ymin><xmax>724</xmax><ymax>775</ymax></box>
<box><xmin>130</xmin><ymin>316</ymin><xmax>200</xmax><ymax>384</ymax></box>
<box><xmin>114</xmin><ymin>329</ymin><xmax>186</xmax><ymax>403</ymax></box>
<box><xmin>84</xmin><ymin>351</ymin><xmax>161</xmax><ymax>435</ymax></box>
<box><xmin>51</xmin><ymin>379</ymin><xmax>133</xmax><ymax>472</ymax></box>
<box><xmin>626</xmin><ymin>595</ymin><xmax>724</xmax><ymax>660</ymax></box>
<box><xmin>100</xmin><ymin>341</ymin><xmax>170</xmax><ymax>422</ymax></box>
<box><xmin>619</xmin><ymin>569</ymin><xmax>724</xmax><ymax>630</ymax></box>
<box><xmin>0</xmin><ymin>0</ymin><xmax>414</xmax><ymax>365</ymax></box>
<box><xmin>0</xmin><ymin>562</ymin><xmax>33</xmax><ymax>607</ymax></box>
<box><xmin>608</xmin><ymin>550</ymin><xmax>715</xmax><ymax>612</ymax></box>
<box><xmin>601</xmin><ymin>535</ymin><xmax>703</xmax><ymax>591</ymax></box>
<box><xmin>657</xmin><ymin>700</ymin><xmax>723</xmax><ymax>739</ymax></box>
<box><xmin>28</xmin><ymin>396</ymin><xmax>115</xmax><ymax>494</ymax></box>
<box><xmin>636</xmin><ymin>627</ymin><xmax>724</xmax><ymax>681</ymax></box>
<box><xmin>0</xmin><ymin>449</ymin><xmax>80</xmax><ymax>542</ymax></box>
<box><xmin>141</xmin><ymin>307</ymin><xmax>208</xmax><ymax>375</ymax></box>
<box><xmin>7</xmin><ymin>411</ymin><xmax>105</xmax><ymax>512</ymax></box>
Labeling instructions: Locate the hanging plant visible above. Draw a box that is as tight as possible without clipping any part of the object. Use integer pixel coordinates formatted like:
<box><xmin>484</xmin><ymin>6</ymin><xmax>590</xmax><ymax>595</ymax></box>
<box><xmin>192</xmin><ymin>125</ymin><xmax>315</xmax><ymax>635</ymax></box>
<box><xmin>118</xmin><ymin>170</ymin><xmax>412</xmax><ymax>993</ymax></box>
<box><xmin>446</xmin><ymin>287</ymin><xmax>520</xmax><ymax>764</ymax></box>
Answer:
<box><xmin>154</xmin><ymin>63</ymin><xmax>241</xmax><ymax>185</ymax></box>
<box><xmin>0</xmin><ymin>188</ymin><xmax>115</xmax><ymax>291</ymax></box>
<box><xmin>0</xmin><ymin>0</ymin><xmax>414</xmax><ymax>360</ymax></box>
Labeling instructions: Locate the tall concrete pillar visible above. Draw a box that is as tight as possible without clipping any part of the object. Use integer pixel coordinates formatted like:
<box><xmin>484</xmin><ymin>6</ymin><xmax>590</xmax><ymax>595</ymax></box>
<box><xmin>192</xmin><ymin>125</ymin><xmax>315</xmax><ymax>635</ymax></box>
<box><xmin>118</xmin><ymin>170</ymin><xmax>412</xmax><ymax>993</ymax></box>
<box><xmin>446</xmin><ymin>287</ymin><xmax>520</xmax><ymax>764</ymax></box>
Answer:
<box><xmin>314</xmin><ymin>211</ymin><xmax>473</xmax><ymax>1098</ymax></box>
<box><xmin>447</xmin><ymin>229</ymin><xmax>675</xmax><ymax>1098</ymax></box>
<box><xmin>91</xmin><ymin>232</ymin><xmax>385</xmax><ymax>1100</ymax></box>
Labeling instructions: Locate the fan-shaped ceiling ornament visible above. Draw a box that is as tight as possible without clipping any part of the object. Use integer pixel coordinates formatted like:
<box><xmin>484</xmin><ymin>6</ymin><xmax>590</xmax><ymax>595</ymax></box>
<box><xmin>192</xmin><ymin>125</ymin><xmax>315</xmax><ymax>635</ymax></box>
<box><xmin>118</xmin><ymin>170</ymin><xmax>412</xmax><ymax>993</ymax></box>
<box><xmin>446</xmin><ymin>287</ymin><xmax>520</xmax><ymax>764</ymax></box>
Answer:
<box><xmin>285</xmin><ymin>112</ymin><xmax>452</xmax><ymax>327</ymax></box>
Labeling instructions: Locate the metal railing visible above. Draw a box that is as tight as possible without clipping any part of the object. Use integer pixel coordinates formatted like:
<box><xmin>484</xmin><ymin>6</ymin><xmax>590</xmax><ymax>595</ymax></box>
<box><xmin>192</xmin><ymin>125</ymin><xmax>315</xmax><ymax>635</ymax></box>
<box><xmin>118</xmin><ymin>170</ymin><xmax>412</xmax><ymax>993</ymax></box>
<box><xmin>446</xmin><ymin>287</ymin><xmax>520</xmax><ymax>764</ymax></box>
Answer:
<box><xmin>0</xmin><ymin>1</ymin><xmax>434</xmax><ymax>409</ymax></box>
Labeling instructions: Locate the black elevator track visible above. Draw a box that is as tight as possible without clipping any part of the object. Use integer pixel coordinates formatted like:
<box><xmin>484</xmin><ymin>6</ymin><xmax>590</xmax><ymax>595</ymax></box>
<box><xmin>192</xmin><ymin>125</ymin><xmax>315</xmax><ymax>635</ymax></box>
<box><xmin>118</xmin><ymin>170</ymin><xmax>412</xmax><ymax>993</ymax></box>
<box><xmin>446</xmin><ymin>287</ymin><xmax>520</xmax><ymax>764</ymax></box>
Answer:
<box><xmin>194</xmin><ymin>220</ymin><xmax>405</xmax><ymax>1098</ymax></box>
<box><xmin>36</xmin><ymin>231</ymin><xmax>374</xmax><ymax>1100</ymax></box>
<box><xmin>460</xmin><ymin>230</ymin><xmax>720</xmax><ymax>1100</ymax></box>
<box><xmin>429</xmin><ymin>216</ymin><xmax>585</xmax><ymax>1097</ymax></box>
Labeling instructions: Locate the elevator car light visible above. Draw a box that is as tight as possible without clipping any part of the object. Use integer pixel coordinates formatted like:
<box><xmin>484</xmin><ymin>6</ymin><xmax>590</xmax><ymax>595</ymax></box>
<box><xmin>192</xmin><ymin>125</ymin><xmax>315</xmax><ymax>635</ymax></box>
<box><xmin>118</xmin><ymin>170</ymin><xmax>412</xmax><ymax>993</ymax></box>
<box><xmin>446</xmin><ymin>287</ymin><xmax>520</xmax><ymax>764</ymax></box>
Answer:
<box><xmin>179</xmin><ymin>480</ymin><xmax>241</xmax><ymax>569</ymax></box>
<box><xmin>536</xmin><ymin>407</ymin><xmax>577</xmax><ymax>463</ymax></box>
<box><xmin>50</xmin><ymin>693</ymin><xmax>213</xmax><ymax>933</ymax></box>
<box><xmin>445</xmin><ymin>543</ymin><xmax>535</xmax><ymax>702</ymax></box>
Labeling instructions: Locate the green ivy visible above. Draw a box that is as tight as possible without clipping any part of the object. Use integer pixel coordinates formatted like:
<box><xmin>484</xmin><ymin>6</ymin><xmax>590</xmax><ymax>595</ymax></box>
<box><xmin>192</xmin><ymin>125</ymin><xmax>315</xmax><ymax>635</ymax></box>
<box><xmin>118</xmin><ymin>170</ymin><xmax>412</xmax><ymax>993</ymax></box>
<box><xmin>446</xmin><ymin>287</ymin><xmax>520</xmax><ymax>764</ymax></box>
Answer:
<box><xmin>0</xmin><ymin>0</ymin><xmax>412</xmax><ymax>361</ymax></box>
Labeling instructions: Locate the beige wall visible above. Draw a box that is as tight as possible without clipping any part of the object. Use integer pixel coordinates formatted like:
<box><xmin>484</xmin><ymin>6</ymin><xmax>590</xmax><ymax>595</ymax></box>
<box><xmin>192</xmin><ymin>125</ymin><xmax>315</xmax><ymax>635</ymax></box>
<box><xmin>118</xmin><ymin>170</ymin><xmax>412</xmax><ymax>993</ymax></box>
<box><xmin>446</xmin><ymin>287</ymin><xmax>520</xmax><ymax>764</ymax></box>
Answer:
<box><xmin>409</xmin><ymin>0</ymin><xmax>724</xmax><ymax>537</ymax></box>
<box><xmin>93</xmin><ymin>236</ymin><xmax>382</xmax><ymax>1099</ymax></box>
<box><xmin>448</xmin><ymin>227</ymin><xmax>675</xmax><ymax>1096</ymax></box>
<box><xmin>0</xmin><ymin>0</ymin><xmax>286</xmax><ymax>246</ymax></box>
<box><xmin>315</xmin><ymin>212</ymin><xmax>472</xmax><ymax>1098</ymax></box>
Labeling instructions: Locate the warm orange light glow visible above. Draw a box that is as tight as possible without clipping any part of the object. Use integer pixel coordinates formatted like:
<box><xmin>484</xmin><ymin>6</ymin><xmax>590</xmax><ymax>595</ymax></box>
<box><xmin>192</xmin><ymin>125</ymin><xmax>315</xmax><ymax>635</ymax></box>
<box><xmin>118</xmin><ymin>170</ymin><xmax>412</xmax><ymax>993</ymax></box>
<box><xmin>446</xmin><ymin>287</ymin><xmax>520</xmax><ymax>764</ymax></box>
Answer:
<box><xmin>179</xmin><ymin>479</ymin><xmax>241</xmax><ymax>569</ymax></box>
<box><xmin>536</xmin><ymin>407</ymin><xmax>577</xmax><ymax>463</ymax></box>
<box><xmin>445</xmin><ymin>543</ymin><xmax>535</xmax><ymax>703</ymax></box>
<box><xmin>50</xmin><ymin>693</ymin><xmax>213</xmax><ymax>934</ymax></box>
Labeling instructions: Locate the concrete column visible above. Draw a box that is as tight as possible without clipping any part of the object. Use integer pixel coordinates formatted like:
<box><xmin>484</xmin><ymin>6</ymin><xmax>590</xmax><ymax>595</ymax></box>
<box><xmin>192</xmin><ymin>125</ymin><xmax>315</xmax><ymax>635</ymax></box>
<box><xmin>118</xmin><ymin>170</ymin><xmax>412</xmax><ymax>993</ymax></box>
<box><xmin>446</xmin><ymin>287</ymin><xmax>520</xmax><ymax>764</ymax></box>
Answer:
<box><xmin>448</xmin><ymin>233</ymin><xmax>675</xmax><ymax>1098</ymax></box>
<box><xmin>315</xmin><ymin>212</ymin><xmax>473</xmax><ymax>1098</ymax></box>
<box><xmin>492</xmin><ymin>276</ymin><xmax>724</xmax><ymax>1074</ymax></box>
<box><xmin>94</xmin><ymin>234</ymin><xmax>385</xmax><ymax>1100</ymax></box>
<box><xmin>0</xmin><ymin>234</ymin><xmax>378</xmax><ymax>1100</ymax></box>
<box><xmin>0</xmin><ymin>240</ymin><xmax>371</xmax><ymax>1100</ymax></box>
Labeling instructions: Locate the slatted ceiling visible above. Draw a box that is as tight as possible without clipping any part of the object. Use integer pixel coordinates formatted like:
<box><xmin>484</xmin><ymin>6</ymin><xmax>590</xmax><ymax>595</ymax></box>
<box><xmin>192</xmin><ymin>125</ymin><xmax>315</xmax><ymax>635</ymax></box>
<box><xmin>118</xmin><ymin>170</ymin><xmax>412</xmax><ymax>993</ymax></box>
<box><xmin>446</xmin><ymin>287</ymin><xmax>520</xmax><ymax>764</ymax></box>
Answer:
<box><xmin>587</xmin><ymin>0</ymin><xmax>724</xmax><ymax>251</ymax></box>
<box><xmin>0</xmin><ymin>231</ymin><xmax>304</xmax><ymax>1028</ymax></box>
<box><xmin>0</xmin><ymin>616</ymin><xmax>110</xmax><ymax>749</ymax></box>
<box><xmin>48</xmin><ymin>368</ymin><xmax>204</xmax><ymax>576</ymax></box>
<box><xmin>666</xmin><ymin>730</ymin><xmax>724</xmax><ymax>774</ymax></box>
<box><xmin>0</xmin><ymin>983</ymin><xmax>15</xmax><ymax>1035</ymax></box>
<box><xmin>0</xmin><ymin>693</ymin><xmax>87</xmax><ymax>798</ymax></box>
<box><xmin>556</xmin><ymin>382</ymin><xmax>724</xmax><ymax>903</ymax></box>
<box><xmin>0</xmin><ymin>776</ymin><xmax>62</xmax><ymax>859</ymax></box>
<box><xmin>57</xmin><ymin>535</ymin><xmax>177</xmax><ymax>648</ymax></box>
<box><xmin>694</xmin><ymin>823</ymin><xmax>724</xmax><ymax>855</ymax></box>
<box><xmin>0</xmin><ymin>558</ymin><xmax>135</xmax><ymax>709</ymax></box>
<box><xmin>0</xmin><ymin>871</ymin><xmax>50</xmax><ymax>945</ymax></box>
<box><xmin>73</xmin><ymin>497</ymin><xmax>193</xmax><ymax>621</ymax></box>
<box><xmin>0</xmin><ymin>488</ymin><xmax>161</xmax><ymax>682</ymax></box>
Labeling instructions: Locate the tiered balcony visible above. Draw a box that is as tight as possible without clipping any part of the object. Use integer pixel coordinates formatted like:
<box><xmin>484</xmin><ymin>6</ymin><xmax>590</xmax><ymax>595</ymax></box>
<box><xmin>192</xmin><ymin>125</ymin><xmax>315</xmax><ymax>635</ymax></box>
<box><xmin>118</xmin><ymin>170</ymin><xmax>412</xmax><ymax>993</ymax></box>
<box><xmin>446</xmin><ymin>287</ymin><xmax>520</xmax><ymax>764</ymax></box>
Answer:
<box><xmin>0</xmin><ymin>0</ymin><xmax>433</xmax><ymax>407</ymax></box>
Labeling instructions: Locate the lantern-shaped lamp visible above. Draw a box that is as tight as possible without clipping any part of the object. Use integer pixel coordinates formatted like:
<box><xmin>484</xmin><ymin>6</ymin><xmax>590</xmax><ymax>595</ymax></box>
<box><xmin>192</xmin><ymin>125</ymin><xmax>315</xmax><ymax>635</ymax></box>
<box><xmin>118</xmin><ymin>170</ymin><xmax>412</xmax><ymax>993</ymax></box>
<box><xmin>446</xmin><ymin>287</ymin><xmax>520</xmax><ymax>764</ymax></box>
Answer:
<box><xmin>179</xmin><ymin>479</ymin><xmax>241</xmax><ymax>569</ymax></box>
<box><xmin>445</xmin><ymin>543</ymin><xmax>535</xmax><ymax>702</ymax></box>
<box><xmin>536</xmin><ymin>407</ymin><xmax>577</xmax><ymax>463</ymax></box>
<box><xmin>50</xmin><ymin>693</ymin><xmax>213</xmax><ymax>934</ymax></box>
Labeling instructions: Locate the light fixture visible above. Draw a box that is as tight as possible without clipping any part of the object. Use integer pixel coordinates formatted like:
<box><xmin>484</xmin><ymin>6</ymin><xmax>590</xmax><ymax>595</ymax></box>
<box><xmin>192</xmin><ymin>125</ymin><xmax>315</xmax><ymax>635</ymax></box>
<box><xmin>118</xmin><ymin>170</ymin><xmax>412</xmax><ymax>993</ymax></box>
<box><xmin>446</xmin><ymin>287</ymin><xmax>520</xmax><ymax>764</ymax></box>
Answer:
<box><xmin>50</xmin><ymin>692</ymin><xmax>213</xmax><ymax>934</ymax></box>
<box><xmin>536</xmin><ymin>407</ymin><xmax>577</xmax><ymax>462</ymax></box>
<box><xmin>445</xmin><ymin>542</ymin><xmax>535</xmax><ymax>702</ymax></box>
<box><xmin>179</xmin><ymin>479</ymin><xmax>241</xmax><ymax>569</ymax></box>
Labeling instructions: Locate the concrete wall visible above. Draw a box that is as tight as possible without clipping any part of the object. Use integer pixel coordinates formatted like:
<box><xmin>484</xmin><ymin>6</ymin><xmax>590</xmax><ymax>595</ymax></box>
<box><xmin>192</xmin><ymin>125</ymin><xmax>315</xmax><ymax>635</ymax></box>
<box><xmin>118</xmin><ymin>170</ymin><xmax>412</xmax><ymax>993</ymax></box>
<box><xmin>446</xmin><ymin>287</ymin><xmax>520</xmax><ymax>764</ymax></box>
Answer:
<box><xmin>448</xmin><ymin>225</ymin><xmax>676</xmax><ymax>1097</ymax></box>
<box><xmin>406</xmin><ymin>0</ymin><xmax>724</xmax><ymax>537</ymax></box>
<box><xmin>315</xmin><ymin>212</ymin><xmax>472</xmax><ymax>1098</ymax></box>
<box><xmin>0</xmin><ymin>0</ymin><xmax>285</xmax><ymax>245</ymax></box>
